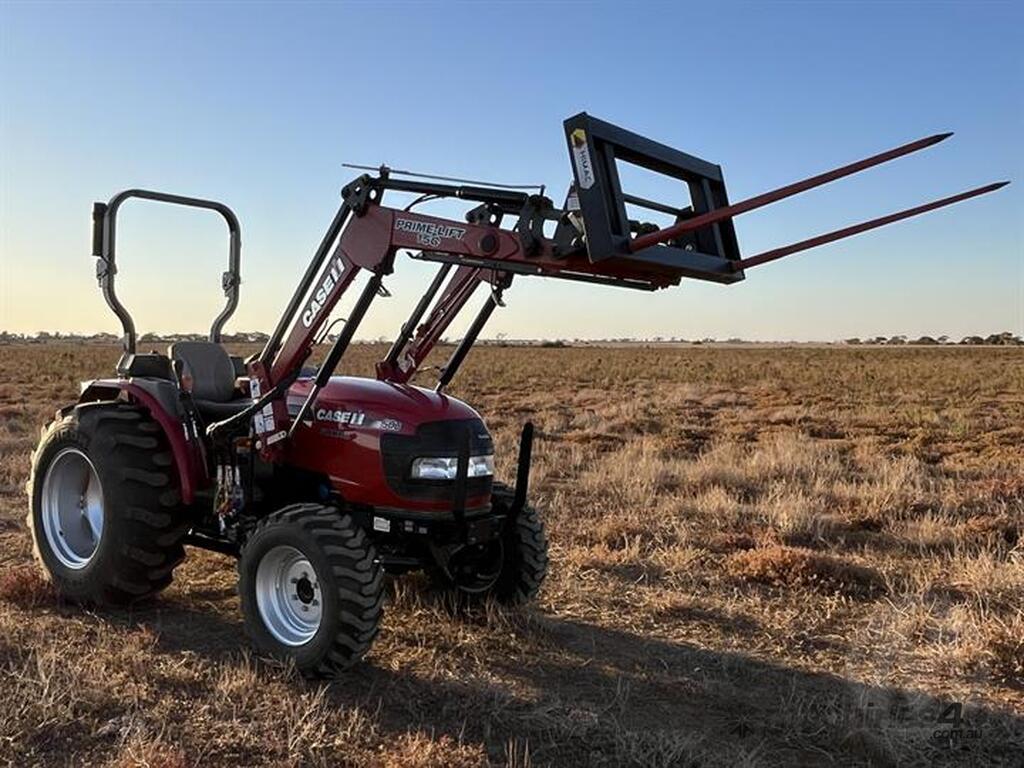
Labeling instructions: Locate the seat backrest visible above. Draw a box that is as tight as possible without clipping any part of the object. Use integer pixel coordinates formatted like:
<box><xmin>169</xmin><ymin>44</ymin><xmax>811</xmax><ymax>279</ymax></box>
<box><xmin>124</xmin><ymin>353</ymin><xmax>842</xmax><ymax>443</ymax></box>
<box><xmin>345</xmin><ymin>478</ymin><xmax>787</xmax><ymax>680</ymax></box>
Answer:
<box><xmin>169</xmin><ymin>342</ymin><xmax>236</xmax><ymax>402</ymax></box>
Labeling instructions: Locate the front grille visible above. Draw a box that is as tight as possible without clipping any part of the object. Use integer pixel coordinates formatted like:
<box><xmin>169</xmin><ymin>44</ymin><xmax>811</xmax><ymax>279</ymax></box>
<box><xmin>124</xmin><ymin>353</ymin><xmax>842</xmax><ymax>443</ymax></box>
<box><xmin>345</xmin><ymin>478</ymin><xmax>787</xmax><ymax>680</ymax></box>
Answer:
<box><xmin>380</xmin><ymin>418</ymin><xmax>494</xmax><ymax>502</ymax></box>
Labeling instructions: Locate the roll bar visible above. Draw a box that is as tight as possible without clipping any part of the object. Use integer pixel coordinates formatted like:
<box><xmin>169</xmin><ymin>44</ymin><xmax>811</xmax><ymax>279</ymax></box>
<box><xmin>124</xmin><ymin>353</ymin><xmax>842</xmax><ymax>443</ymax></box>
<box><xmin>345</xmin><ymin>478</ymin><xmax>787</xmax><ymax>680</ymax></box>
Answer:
<box><xmin>92</xmin><ymin>189</ymin><xmax>242</xmax><ymax>362</ymax></box>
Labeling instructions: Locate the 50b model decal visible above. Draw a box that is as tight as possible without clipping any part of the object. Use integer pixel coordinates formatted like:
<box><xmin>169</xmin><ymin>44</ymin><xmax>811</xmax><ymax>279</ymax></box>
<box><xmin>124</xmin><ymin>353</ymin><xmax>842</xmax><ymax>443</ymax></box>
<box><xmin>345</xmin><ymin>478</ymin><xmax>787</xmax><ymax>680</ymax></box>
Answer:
<box><xmin>394</xmin><ymin>218</ymin><xmax>466</xmax><ymax>248</ymax></box>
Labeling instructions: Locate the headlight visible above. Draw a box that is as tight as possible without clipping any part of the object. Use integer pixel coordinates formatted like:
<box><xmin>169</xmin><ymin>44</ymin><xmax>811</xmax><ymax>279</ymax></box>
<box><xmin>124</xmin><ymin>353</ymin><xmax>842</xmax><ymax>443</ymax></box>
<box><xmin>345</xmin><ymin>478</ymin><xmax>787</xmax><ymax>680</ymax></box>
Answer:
<box><xmin>410</xmin><ymin>454</ymin><xmax>494</xmax><ymax>480</ymax></box>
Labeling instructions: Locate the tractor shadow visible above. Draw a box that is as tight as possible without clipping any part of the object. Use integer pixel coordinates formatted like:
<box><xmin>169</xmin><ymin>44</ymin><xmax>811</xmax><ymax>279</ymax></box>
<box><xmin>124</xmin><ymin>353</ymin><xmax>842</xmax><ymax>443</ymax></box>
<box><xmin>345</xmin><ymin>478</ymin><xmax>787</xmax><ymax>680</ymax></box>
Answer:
<box><xmin>101</xmin><ymin>570</ymin><xmax>1024</xmax><ymax>767</ymax></box>
<box><xmin>339</xmin><ymin>609</ymin><xmax>1024</xmax><ymax>766</ymax></box>
<box><xmin>78</xmin><ymin>550</ymin><xmax>243</xmax><ymax>662</ymax></box>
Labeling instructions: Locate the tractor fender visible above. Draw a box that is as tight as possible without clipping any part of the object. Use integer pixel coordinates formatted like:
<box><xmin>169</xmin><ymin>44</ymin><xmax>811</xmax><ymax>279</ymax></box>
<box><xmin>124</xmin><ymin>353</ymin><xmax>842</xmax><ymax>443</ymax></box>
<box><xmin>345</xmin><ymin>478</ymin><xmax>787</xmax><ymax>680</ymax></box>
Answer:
<box><xmin>79</xmin><ymin>379</ymin><xmax>206</xmax><ymax>504</ymax></box>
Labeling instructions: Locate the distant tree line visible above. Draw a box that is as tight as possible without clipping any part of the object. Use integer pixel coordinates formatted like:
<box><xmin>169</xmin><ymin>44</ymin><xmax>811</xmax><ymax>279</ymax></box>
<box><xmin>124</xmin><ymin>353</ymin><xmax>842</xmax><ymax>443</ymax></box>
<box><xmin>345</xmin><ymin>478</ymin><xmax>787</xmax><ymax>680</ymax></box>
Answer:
<box><xmin>842</xmin><ymin>332</ymin><xmax>1021</xmax><ymax>346</ymax></box>
<box><xmin>0</xmin><ymin>331</ymin><xmax>272</xmax><ymax>344</ymax></box>
<box><xmin>1</xmin><ymin>330</ymin><xmax>1021</xmax><ymax>346</ymax></box>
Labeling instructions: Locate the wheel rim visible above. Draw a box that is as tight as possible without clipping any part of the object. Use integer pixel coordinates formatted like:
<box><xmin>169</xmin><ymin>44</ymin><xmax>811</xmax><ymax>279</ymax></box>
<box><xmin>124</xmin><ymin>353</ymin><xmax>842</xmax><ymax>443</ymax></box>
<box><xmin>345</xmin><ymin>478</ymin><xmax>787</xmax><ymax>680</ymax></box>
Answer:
<box><xmin>255</xmin><ymin>545</ymin><xmax>322</xmax><ymax>646</ymax></box>
<box><xmin>40</xmin><ymin>447</ymin><xmax>105</xmax><ymax>570</ymax></box>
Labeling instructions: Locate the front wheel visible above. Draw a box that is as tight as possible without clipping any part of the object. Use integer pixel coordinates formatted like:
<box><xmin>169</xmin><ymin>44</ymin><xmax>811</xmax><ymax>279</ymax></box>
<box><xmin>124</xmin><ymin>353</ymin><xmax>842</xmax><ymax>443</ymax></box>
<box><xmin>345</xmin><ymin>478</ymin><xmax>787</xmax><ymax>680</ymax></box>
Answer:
<box><xmin>238</xmin><ymin>504</ymin><xmax>383</xmax><ymax>676</ymax></box>
<box><xmin>431</xmin><ymin>502</ymin><xmax>549</xmax><ymax>606</ymax></box>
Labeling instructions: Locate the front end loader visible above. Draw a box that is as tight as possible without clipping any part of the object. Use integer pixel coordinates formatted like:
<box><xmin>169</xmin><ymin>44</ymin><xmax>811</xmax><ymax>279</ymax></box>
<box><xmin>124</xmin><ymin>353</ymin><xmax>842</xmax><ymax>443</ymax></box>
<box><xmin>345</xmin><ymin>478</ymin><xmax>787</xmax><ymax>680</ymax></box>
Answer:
<box><xmin>27</xmin><ymin>114</ymin><xmax>1006</xmax><ymax>675</ymax></box>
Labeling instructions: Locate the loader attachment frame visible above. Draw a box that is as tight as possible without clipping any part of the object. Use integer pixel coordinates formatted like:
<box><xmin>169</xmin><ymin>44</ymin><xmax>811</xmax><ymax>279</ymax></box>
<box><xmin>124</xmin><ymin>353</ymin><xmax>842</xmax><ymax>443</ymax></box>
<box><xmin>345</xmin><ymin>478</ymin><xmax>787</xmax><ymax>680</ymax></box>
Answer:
<box><xmin>563</xmin><ymin>112</ymin><xmax>744</xmax><ymax>284</ymax></box>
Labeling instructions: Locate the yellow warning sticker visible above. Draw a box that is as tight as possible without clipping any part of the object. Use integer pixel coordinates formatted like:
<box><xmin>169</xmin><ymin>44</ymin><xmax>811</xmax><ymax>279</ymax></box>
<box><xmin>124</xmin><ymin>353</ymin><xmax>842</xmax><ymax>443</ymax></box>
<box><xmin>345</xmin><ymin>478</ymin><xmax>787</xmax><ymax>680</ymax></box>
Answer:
<box><xmin>571</xmin><ymin>129</ymin><xmax>595</xmax><ymax>189</ymax></box>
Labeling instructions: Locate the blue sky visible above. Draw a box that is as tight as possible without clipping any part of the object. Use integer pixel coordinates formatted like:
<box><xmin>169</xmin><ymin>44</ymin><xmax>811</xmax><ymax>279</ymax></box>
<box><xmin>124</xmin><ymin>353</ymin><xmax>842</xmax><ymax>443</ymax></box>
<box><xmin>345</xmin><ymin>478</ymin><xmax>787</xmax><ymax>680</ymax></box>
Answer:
<box><xmin>1</xmin><ymin>1</ymin><xmax>1021</xmax><ymax>341</ymax></box>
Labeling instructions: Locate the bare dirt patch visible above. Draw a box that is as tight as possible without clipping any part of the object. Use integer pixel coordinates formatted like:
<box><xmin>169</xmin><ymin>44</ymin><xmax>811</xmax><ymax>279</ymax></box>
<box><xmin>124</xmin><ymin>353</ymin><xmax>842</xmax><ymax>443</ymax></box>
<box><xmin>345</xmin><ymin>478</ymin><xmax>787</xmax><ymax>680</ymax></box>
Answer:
<box><xmin>726</xmin><ymin>544</ymin><xmax>884</xmax><ymax>595</ymax></box>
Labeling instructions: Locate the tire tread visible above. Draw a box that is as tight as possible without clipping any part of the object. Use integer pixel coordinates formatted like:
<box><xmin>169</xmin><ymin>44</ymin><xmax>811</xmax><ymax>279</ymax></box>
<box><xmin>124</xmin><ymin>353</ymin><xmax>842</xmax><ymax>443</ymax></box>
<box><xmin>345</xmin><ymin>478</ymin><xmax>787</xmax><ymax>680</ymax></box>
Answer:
<box><xmin>239</xmin><ymin>504</ymin><xmax>383</xmax><ymax>677</ymax></box>
<box><xmin>27</xmin><ymin>402</ymin><xmax>191</xmax><ymax>605</ymax></box>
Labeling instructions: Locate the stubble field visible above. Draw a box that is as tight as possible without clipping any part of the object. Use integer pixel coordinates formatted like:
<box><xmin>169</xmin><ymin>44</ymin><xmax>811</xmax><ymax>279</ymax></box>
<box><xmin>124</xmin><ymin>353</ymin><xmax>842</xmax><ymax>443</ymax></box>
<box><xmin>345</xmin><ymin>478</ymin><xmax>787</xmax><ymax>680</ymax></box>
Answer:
<box><xmin>0</xmin><ymin>342</ymin><xmax>1021</xmax><ymax>767</ymax></box>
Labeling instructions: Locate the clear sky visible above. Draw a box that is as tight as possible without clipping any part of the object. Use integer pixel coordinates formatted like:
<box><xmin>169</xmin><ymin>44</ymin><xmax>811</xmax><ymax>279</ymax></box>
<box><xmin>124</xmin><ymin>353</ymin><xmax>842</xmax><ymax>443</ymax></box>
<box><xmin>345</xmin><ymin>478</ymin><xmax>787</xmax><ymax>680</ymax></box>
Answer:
<box><xmin>1</xmin><ymin>1</ymin><xmax>1021</xmax><ymax>341</ymax></box>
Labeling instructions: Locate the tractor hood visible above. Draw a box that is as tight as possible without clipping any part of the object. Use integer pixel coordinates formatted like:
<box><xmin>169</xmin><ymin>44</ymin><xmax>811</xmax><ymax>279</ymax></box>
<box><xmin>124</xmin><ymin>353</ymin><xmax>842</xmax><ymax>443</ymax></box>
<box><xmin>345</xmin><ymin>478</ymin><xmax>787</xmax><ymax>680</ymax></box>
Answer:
<box><xmin>285</xmin><ymin>375</ymin><xmax>481</xmax><ymax>433</ymax></box>
<box><xmin>283</xmin><ymin>376</ymin><xmax>491</xmax><ymax>510</ymax></box>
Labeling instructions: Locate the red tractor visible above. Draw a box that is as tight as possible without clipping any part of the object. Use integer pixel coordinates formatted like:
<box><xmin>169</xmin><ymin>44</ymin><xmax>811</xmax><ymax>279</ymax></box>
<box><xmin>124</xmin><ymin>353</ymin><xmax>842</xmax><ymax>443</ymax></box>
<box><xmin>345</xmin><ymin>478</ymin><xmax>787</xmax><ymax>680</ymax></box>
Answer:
<box><xmin>27</xmin><ymin>114</ymin><xmax>1006</xmax><ymax>675</ymax></box>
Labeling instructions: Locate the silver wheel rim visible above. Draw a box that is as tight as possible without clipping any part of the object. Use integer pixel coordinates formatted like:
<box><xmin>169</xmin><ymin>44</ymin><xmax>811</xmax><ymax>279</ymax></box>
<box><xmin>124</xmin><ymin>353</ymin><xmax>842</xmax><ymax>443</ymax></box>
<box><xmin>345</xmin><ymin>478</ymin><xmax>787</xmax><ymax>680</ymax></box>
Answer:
<box><xmin>40</xmin><ymin>447</ymin><xmax>105</xmax><ymax>570</ymax></box>
<box><xmin>255</xmin><ymin>545</ymin><xmax>322</xmax><ymax>646</ymax></box>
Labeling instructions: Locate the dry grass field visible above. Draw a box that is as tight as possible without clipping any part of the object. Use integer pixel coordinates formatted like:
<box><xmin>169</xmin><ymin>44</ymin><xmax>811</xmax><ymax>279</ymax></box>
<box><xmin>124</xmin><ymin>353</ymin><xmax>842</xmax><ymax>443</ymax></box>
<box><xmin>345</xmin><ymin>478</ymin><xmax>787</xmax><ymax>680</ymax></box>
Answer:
<box><xmin>0</xmin><ymin>342</ymin><xmax>1021</xmax><ymax>767</ymax></box>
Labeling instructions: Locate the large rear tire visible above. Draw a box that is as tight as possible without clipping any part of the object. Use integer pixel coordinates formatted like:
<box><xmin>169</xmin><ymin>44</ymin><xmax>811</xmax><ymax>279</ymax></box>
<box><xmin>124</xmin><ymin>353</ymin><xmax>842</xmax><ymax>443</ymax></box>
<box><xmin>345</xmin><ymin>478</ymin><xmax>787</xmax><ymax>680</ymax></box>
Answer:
<box><xmin>238</xmin><ymin>504</ymin><xmax>384</xmax><ymax>677</ymax></box>
<box><xmin>26</xmin><ymin>403</ymin><xmax>191</xmax><ymax>604</ymax></box>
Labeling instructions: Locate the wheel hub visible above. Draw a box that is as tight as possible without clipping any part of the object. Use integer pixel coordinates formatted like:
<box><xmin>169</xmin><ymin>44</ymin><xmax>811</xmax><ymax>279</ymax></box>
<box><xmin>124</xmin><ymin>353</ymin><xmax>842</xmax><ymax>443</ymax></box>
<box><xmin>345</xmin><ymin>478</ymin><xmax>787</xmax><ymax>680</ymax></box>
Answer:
<box><xmin>40</xmin><ymin>447</ymin><xmax>104</xmax><ymax>569</ymax></box>
<box><xmin>255</xmin><ymin>545</ymin><xmax>322</xmax><ymax>646</ymax></box>
<box><xmin>295</xmin><ymin>577</ymin><xmax>315</xmax><ymax>603</ymax></box>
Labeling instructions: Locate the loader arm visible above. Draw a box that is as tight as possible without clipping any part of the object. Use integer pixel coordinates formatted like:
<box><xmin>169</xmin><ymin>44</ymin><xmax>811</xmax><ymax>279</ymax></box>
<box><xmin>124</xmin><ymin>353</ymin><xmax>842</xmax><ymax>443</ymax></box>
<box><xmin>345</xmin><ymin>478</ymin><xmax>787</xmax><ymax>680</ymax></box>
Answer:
<box><xmin>375</xmin><ymin>264</ymin><xmax>492</xmax><ymax>384</ymax></box>
<box><xmin>238</xmin><ymin>113</ymin><xmax>1006</xmax><ymax>453</ymax></box>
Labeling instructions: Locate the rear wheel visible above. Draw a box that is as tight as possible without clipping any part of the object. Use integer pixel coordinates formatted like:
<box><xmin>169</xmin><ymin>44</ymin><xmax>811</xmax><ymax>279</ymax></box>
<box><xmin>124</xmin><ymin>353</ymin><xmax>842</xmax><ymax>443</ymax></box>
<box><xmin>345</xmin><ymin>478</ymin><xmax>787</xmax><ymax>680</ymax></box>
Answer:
<box><xmin>26</xmin><ymin>403</ymin><xmax>191</xmax><ymax>604</ymax></box>
<box><xmin>238</xmin><ymin>504</ymin><xmax>383</xmax><ymax>676</ymax></box>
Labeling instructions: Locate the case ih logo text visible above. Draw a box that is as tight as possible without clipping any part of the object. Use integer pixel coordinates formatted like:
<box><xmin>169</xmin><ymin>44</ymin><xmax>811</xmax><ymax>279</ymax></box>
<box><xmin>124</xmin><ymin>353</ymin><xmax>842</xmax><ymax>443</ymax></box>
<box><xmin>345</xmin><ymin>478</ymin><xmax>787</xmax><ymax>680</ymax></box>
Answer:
<box><xmin>394</xmin><ymin>218</ymin><xmax>466</xmax><ymax>248</ymax></box>
<box><xmin>315</xmin><ymin>409</ymin><xmax>366</xmax><ymax>426</ymax></box>
<box><xmin>302</xmin><ymin>255</ymin><xmax>345</xmax><ymax>327</ymax></box>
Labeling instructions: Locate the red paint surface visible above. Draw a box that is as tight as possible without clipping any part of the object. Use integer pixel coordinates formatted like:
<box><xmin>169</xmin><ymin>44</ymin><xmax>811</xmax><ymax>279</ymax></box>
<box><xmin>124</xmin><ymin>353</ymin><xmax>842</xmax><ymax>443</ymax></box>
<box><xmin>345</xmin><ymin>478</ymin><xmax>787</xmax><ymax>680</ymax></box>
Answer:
<box><xmin>283</xmin><ymin>376</ymin><xmax>491</xmax><ymax>511</ymax></box>
<box><xmin>79</xmin><ymin>375</ymin><xmax>490</xmax><ymax>513</ymax></box>
<box><xmin>80</xmin><ymin>379</ymin><xmax>206</xmax><ymax>504</ymax></box>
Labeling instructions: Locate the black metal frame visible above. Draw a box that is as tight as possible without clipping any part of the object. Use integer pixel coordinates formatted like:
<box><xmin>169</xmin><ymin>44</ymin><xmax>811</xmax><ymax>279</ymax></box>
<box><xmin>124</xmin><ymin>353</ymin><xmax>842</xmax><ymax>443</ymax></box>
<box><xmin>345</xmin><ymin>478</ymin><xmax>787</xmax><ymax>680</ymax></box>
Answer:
<box><xmin>448</xmin><ymin>421</ymin><xmax>533</xmax><ymax>543</ymax></box>
<box><xmin>563</xmin><ymin>112</ymin><xmax>744</xmax><ymax>284</ymax></box>
<box><xmin>92</xmin><ymin>189</ymin><xmax>242</xmax><ymax>365</ymax></box>
<box><xmin>511</xmin><ymin>422</ymin><xmax>533</xmax><ymax>516</ymax></box>
<box><xmin>380</xmin><ymin>262</ymin><xmax>453</xmax><ymax>375</ymax></box>
<box><xmin>436</xmin><ymin>289</ymin><xmax>501</xmax><ymax>392</ymax></box>
<box><xmin>451</xmin><ymin>427</ymin><xmax>471</xmax><ymax>535</ymax></box>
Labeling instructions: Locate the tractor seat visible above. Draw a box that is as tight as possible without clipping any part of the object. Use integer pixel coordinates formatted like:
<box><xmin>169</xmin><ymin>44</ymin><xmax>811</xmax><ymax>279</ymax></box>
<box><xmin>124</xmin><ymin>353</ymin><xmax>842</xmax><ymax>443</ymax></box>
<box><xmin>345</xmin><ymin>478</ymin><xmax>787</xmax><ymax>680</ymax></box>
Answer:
<box><xmin>168</xmin><ymin>341</ymin><xmax>250</xmax><ymax>422</ymax></box>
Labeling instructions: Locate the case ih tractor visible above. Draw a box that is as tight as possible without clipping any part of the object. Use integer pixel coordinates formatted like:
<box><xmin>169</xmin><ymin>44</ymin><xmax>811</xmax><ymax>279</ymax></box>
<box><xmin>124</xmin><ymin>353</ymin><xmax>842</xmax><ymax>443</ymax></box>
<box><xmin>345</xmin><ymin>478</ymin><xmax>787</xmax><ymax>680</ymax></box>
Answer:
<box><xmin>27</xmin><ymin>114</ymin><xmax>1005</xmax><ymax>675</ymax></box>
